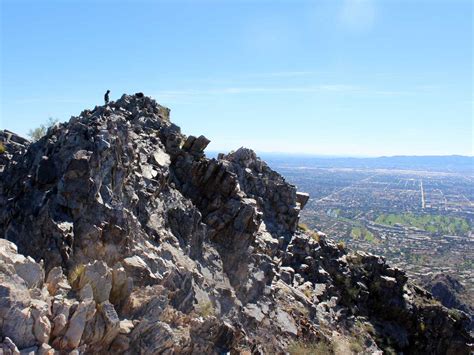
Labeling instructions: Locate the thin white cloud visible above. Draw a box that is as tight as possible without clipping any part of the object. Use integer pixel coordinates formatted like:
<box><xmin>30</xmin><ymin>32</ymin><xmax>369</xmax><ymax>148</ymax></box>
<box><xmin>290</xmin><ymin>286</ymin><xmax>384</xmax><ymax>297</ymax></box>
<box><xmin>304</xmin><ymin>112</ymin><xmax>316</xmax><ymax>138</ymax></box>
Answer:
<box><xmin>12</xmin><ymin>83</ymin><xmax>421</xmax><ymax>107</ymax></box>
<box><xmin>154</xmin><ymin>84</ymin><xmax>422</xmax><ymax>103</ymax></box>
<box><xmin>12</xmin><ymin>98</ymin><xmax>87</xmax><ymax>104</ymax></box>
<box><xmin>155</xmin><ymin>84</ymin><xmax>360</xmax><ymax>98</ymax></box>
<box><xmin>248</xmin><ymin>71</ymin><xmax>320</xmax><ymax>78</ymax></box>
<box><xmin>193</xmin><ymin>70</ymin><xmax>323</xmax><ymax>85</ymax></box>
<box><xmin>339</xmin><ymin>0</ymin><xmax>376</xmax><ymax>32</ymax></box>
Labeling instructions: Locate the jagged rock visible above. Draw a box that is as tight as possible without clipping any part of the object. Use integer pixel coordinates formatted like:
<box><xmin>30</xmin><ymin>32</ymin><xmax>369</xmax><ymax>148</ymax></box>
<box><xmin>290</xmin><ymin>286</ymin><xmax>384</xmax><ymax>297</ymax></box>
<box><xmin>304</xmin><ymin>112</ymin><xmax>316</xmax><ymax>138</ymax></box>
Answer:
<box><xmin>122</xmin><ymin>285</ymin><xmax>169</xmax><ymax>320</ymax></box>
<box><xmin>279</xmin><ymin>266</ymin><xmax>295</xmax><ymax>285</ymax></box>
<box><xmin>128</xmin><ymin>321</ymin><xmax>175</xmax><ymax>354</ymax></box>
<box><xmin>275</xmin><ymin>309</ymin><xmax>298</xmax><ymax>336</ymax></box>
<box><xmin>220</xmin><ymin>147</ymin><xmax>301</xmax><ymax>237</ymax></box>
<box><xmin>110</xmin><ymin>263</ymin><xmax>133</xmax><ymax>306</ymax></box>
<box><xmin>79</xmin><ymin>283</ymin><xmax>94</xmax><ymax>301</ymax></box>
<box><xmin>1</xmin><ymin>337</ymin><xmax>20</xmax><ymax>355</ymax></box>
<box><xmin>0</xmin><ymin>93</ymin><xmax>471</xmax><ymax>354</ymax></box>
<box><xmin>422</xmin><ymin>273</ymin><xmax>473</xmax><ymax>331</ymax></box>
<box><xmin>37</xmin><ymin>343</ymin><xmax>54</xmax><ymax>355</ymax></box>
<box><xmin>296</xmin><ymin>192</ymin><xmax>310</xmax><ymax>209</ymax></box>
<box><xmin>45</xmin><ymin>267</ymin><xmax>71</xmax><ymax>296</ymax></box>
<box><xmin>58</xmin><ymin>299</ymin><xmax>96</xmax><ymax>350</ymax></box>
<box><xmin>31</xmin><ymin>302</ymin><xmax>51</xmax><ymax>344</ymax></box>
<box><xmin>122</xmin><ymin>256</ymin><xmax>158</xmax><ymax>286</ymax></box>
<box><xmin>0</xmin><ymin>241</ymin><xmax>47</xmax><ymax>349</ymax></box>
<box><xmin>76</xmin><ymin>261</ymin><xmax>112</xmax><ymax>303</ymax></box>
<box><xmin>0</xmin><ymin>239</ymin><xmax>44</xmax><ymax>290</ymax></box>
<box><xmin>0</xmin><ymin>130</ymin><xmax>29</xmax><ymax>173</ymax></box>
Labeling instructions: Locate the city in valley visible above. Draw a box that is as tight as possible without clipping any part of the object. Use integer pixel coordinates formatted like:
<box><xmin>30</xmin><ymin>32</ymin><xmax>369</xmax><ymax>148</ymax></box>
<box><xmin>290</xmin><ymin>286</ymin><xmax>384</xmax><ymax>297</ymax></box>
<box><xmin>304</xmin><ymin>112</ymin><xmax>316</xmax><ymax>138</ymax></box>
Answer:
<box><xmin>265</xmin><ymin>157</ymin><xmax>473</xmax><ymax>300</ymax></box>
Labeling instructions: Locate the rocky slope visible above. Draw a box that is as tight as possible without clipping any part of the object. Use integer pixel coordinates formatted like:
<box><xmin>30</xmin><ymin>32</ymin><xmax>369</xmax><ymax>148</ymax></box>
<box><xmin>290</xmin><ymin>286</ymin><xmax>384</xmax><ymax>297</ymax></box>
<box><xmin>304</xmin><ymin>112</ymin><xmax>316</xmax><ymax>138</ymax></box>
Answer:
<box><xmin>0</xmin><ymin>93</ymin><xmax>472</xmax><ymax>354</ymax></box>
<box><xmin>422</xmin><ymin>273</ymin><xmax>473</xmax><ymax>333</ymax></box>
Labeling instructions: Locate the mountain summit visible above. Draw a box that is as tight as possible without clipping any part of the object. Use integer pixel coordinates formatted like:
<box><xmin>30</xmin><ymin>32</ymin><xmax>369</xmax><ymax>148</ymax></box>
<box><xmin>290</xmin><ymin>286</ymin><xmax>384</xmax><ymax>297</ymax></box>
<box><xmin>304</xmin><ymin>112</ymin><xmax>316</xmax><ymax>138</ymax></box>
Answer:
<box><xmin>0</xmin><ymin>93</ymin><xmax>471</xmax><ymax>354</ymax></box>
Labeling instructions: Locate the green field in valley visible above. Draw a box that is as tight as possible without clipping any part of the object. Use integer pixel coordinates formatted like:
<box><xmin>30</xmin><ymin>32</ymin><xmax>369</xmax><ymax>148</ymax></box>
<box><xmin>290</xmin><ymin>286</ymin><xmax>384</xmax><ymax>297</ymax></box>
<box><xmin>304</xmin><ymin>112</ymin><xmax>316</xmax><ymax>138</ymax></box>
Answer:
<box><xmin>374</xmin><ymin>213</ymin><xmax>471</xmax><ymax>236</ymax></box>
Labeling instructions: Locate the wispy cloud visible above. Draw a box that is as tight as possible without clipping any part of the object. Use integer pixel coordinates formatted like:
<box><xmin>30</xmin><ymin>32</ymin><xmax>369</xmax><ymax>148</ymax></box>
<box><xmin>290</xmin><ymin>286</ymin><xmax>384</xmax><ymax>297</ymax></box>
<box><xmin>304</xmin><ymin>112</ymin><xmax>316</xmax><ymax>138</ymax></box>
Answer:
<box><xmin>155</xmin><ymin>84</ymin><xmax>360</xmax><ymax>98</ymax></box>
<box><xmin>339</xmin><ymin>0</ymin><xmax>376</xmax><ymax>33</ymax></box>
<box><xmin>154</xmin><ymin>84</ymin><xmax>422</xmax><ymax>103</ymax></box>
<box><xmin>247</xmin><ymin>71</ymin><xmax>320</xmax><ymax>78</ymax></box>
<box><xmin>12</xmin><ymin>98</ymin><xmax>87</xmax><ymax>104</ymax></box>
<box><xmin>194</xmin><ymin>70</ymin><xmax>323</xmax><ymax>85</ymax></box>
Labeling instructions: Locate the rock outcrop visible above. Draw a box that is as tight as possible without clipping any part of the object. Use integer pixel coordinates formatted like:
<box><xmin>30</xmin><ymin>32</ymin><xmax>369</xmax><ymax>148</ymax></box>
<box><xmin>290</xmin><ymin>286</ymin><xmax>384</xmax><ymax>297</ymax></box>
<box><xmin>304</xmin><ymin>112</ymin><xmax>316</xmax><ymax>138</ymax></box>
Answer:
<box><xmin>0</xmin><ymin>93</ymin><xmax>472</xmax><ymax>354</ymax></box>
<box><xmin>422</xmin><ymin>273</ymin><xmax>473</xmax><ymax>333</ymax></box>
<box><xmin>0</xmin><ymin>130</ymin><xmax>29</xmax><ymax>170</ymax></box>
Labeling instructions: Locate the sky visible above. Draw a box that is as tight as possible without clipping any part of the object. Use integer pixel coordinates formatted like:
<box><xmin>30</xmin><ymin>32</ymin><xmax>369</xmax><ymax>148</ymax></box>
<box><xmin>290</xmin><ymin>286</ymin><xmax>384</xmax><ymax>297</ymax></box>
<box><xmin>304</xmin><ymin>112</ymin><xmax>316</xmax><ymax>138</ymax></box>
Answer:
<box><xmin>0</xmin><ymin>0</ymin><xmax>472</xmax><ymax>157</ymax></box>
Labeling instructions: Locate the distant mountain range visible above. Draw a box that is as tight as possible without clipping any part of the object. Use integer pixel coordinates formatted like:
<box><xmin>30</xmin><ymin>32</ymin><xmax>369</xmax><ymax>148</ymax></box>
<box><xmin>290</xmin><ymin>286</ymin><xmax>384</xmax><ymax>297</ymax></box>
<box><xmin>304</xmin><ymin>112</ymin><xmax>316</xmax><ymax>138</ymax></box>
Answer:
<box><xmin>249</xmin><ymin>154</ymin><xmax>474</xmax><ymax>173</ymax></box>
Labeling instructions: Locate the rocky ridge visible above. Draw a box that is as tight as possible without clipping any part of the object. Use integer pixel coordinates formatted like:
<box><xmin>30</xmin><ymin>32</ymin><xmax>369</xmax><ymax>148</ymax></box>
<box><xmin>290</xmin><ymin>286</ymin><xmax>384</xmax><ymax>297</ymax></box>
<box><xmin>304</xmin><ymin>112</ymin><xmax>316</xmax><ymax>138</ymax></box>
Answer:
<box><xmin>0</xmin><ymin>93</ymin><xmax>472</xmax><ymax>354</ymax></box>
<box><xmin>422</xmin><ymin>273</ymin><xmax>473</xmax><ymax>333</ymax></box>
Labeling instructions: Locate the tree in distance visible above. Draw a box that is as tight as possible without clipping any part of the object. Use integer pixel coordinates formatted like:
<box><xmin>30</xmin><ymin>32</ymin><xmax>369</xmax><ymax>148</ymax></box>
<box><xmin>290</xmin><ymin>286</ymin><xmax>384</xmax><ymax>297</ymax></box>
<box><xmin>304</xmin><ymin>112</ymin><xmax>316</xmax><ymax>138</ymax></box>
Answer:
<box><xmin>28</xmin><ymin>117</ymin><xmax>59</xmax><ymax>142</ymax></box>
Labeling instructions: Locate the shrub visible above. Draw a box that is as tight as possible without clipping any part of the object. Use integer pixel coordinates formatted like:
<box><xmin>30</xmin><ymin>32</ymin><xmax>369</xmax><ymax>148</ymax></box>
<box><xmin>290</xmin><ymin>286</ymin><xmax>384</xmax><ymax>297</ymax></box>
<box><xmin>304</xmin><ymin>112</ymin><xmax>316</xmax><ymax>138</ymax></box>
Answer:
<box><xmin>302</xmin><ymin>287</ymin><xmax>313</xmax><ymax>299</ymax></box>
<box><xmin>419</xmin><ymin>321</ymin><xmax>426</xmax><ymax>332</ymax></box>
<box><xmin>0</xmin><ymin>143</ymin><xmax>5</xmax><ymax>154</ymax></box>
<box><xmin>196</xmin><ymin>301</ymin><xmax>215</xmax><ymax>317</ymax></box>
<box><xmin>298</xmin><ymin>223</ymin><xmax>321</xmax><ymax>242</ymax></box>
<box><xmin>349</xmin><ymin>338</ymin><xmax>364</xmax><ymax>354</ymax></box>
<box><xmin>298</xmin><ymin>223</ymin><xmax>310</xmax><ymax>231</ymax></box>
<box><xmin>337</xmin><ymin>241</ymin><xmax>345</xmax><ymax>250</ymax></box>
<box><xmin>28</xmin><ymin>117</ymin><xmax>59</xmax><ymax>142</ymax></box>
<box><xmin>68</xmin><ymin>264</ymin><xmax>85</xmax><ymax>287</ymax></box>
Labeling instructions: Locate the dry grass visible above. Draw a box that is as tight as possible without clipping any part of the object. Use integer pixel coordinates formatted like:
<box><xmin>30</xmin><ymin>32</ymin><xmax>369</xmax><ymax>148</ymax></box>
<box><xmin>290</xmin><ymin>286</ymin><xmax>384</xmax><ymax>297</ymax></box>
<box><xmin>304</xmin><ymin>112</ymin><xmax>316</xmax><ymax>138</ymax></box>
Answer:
<box><xmin>68</xmin><ymin>264</ymin><xmax>85</xmax><ymax>287</ymax></box>
<box><xmin>337</xmin><ymin>241</ymin><xmax>345</xmax><ymax>250</ymax></box>
<box><xmin>196</xmin><ymin>301</ymin><xmax>215</xmax><ymax>317</ymax></box>
<box><xmin>160</xmin><ymin>306</ymin><xmax>192</xmax><ymax>327</ymax></box>
<box><xmin>348</xmin><ymin>338</ymin><xmax>364</xmax><ymax>354</ymax></box>
<box><xmin>298</xmin><ymin>223</ymin><xmax>321</xmax><ymax>242</ymax></box>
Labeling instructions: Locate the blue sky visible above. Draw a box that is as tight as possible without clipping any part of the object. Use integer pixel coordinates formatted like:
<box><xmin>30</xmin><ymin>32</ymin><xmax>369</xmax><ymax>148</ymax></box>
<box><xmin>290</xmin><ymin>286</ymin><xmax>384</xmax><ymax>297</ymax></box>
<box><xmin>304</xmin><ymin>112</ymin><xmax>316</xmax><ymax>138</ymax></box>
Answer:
<box><xmin>1</xmin><ymin>0</ymin><xmax>472</xmax><ymax>156</ymax></box>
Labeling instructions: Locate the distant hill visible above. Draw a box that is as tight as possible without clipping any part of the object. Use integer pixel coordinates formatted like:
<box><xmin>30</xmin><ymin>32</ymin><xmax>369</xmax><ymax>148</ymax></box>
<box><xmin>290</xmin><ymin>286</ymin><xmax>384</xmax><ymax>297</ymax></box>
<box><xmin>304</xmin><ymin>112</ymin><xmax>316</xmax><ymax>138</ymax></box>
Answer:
<box><xmin>253</xmin><ymin>154</ymin><xmax>474</xmax><ymax>173</ymax></box>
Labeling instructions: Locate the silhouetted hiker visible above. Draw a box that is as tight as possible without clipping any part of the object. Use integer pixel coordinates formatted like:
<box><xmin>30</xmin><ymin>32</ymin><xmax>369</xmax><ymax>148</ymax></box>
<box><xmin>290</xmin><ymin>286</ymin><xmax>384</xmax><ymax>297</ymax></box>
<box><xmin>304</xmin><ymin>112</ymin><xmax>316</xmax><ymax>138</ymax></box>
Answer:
<box><xmin>104</xmin><ymin>90</ymin><xmax>110</xmax><ymax>105</ymax></box>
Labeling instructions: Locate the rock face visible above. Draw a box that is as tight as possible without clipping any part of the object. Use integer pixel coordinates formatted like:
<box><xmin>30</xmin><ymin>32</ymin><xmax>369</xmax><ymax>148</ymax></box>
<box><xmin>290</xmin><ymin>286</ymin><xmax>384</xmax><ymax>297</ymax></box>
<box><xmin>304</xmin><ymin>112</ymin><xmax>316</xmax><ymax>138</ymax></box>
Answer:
<box><xmin>422</xmin><ymin>273</ymin><xmax>473</xmax><ymax>332</ymax></box>
<box><xmin>0</xmin><ymin>130</ymin><xmax>29</xmax><ymax>170</ymax></box>
<box><xmin>0</xmin><ymin>93</ymin><xmax>472</xmax><ymax>354</ymax></box>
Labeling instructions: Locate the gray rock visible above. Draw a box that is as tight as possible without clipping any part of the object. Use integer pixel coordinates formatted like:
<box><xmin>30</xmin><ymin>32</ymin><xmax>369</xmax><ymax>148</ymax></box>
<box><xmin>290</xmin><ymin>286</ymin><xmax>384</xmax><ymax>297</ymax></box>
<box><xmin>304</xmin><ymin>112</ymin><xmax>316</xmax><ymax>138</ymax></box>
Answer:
<box><xmin>129</xmin><ymin>321</ymin><xmax>175</xmax><ymax>354</ymax></box>
<box><xmin>279</xmin><ymin>266</ymin><xmax>295</xmax><ymax>285</ymax></box>
<box><xmin>0</xmin><ymin>93</ymin><xmax>471</xmax><ymax>355</ymax></box>
<box><xmin>275</xmin><ymin>309</ymin><xmax>298</xmax><ymax>336</ymax></box>
<box><xmin>296</xmin><ymin>192</ymin><xmax>310</xmax><ymax>209</ymax></box>
<box><xmin>1</xmin><ymin>337</ymin><xmax>20</xmax><ymax>355</ymax></box>
<box><xmin>60</xmin><ymin>299</ymin><xmax>95</xmax><ymax>350</ymax></box>
<box><xmin>76</xmin><ymin>261</ymin><xmax>112</xmax><ymax>303</ymax></box>
<box><xmin>46</xmin><ymin>266</ymin><xmax>71</xmax><ymax>296</ymax></box>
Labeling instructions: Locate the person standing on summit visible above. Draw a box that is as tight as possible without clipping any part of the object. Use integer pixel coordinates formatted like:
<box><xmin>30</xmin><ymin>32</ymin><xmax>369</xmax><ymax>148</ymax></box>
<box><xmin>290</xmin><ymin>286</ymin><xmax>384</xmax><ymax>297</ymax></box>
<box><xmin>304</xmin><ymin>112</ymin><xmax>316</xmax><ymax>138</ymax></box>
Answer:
<box><xmin>104</xmin><ymin>90</ymin><xmax>110</xmax><ymax>105</ymax></box>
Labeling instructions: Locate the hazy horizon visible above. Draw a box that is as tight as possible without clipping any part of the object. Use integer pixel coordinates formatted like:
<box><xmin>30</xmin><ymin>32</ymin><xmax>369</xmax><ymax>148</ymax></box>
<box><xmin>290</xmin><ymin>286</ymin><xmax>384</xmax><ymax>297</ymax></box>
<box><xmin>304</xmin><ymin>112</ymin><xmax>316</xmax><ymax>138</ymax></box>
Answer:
<box><xmin>1</xmin><ymin>0</ymin><xmax>472</xmax><ymax>156</ymax></box>
<box><xmin>207</xmin><ymin>150</ymin><xmax>474</xmax><ymax>159</ymax></box>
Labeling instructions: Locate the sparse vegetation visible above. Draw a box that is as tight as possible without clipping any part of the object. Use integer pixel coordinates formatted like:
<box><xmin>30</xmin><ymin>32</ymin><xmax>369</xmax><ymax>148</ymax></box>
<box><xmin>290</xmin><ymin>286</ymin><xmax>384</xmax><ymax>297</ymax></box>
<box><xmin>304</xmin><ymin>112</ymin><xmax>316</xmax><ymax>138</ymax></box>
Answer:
<box><xmin>28</xmin><ymin>117</ymin><xmax>59</xmax><ymax>142</ymax></box>
<box><xmin>287</xmin><ymin>340</ymin><xmax>333</xmax><ymax>355</ymax></box>
<box><xmin>348</xmin><ymin>338</ymin><xmax>364</xmax><ymax>354</ymax></box>
<box><xmin>68</xmin><ymin>263</ymin><xmax>85</xmax><ymax>287</ymax></box>
<box><xmin>351</xmin><ymin>226</ymin><xmax>378</xmax><ymax>244</ymax></box>
<box><xmin>0</xmin><ymin>143</ymin><xmax>5</xmax><ymax>154</ymax></box>
<box><xmin>419</xmin><ymin>321</ymin><xmax>426</xmax><ymax>332</ymax></box>
<box><xmin>298</xmin><ymin>223</ymin><xmax>310</xmax><ymax>231</ymax></box>
<box><xmin>298</xmin><ymin>223</ymin><xmax>321</xmax><ymax>242</ymax></box>
<box><xmin>160</xmin><ymin>306</ymin><xmax>192</xmax><ymax>327</ymax></box>
<box><xmin>337</xmin><ymin>241</ymin><xmax>345</xmax><ymax>250</ymax></box>
<box><xmin>196</xmin><ymin>301</ymin><xmax>215</xmax><ymax>317</ymax></box>
<box><xmin>302</xmin><ymin>287</ymin><xmax>313</xmax><ymax>299</ymax></box>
